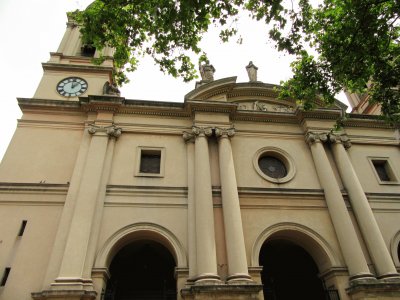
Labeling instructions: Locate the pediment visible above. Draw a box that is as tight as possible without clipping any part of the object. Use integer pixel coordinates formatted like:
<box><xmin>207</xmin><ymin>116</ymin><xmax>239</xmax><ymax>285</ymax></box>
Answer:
<box><xmin>184</xmin><ymin>77</ymin><xmax>347</xmax><ymax>113</ymax></box>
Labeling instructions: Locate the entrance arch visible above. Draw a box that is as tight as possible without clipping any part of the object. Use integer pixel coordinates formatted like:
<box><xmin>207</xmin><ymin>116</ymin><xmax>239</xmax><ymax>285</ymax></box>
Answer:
<box><xmin>94</xmin><ymin>223</ymin><xmax>187</xmax><ymax>300</ymax></box>
<box><xmin>252</xmin><ymin>223</ymin><xmax>342</xmax><ymax>300</ymax></box>
<box><xmin>259</xmin><ymin>239</ymin><xmax>325</xmax><ymax>300</ymax></box>
<box><xmin>105</xmin><ymin>240</ymin><xmax>176</xmax><ymax>300</ymax></box>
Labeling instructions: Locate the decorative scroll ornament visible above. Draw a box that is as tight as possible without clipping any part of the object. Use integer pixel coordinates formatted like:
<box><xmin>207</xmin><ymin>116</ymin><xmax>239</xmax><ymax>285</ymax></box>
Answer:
<box><xmin>88</xmin><ymin>124</ymin><xmax>122</xmax><ymax>138</ymax></box>
<box><xmin>305</xmin><ymin>132</ymin><xmax>328</xmax><ymax>145</ymax></box>
<box><xmin>328</xmin><ymin>133</ymin><xmax>352</xmax><ymax>149</ymax></box>
<box><xmin>215</xmin><ymin>127</ymin><xmax>235</xmax><ymax>138</ymax></box>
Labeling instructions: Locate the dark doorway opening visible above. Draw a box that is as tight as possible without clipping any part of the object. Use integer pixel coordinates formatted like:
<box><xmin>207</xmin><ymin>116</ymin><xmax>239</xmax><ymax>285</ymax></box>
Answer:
<box><xmin>105</xmin><ymin>240</ymin><xmax>177</xmax><ymax>300</ymax></box>
<box><xmin>259</xmin><ymin>239</ymin><xmax>326</xmax><ymax>300</ymax></box>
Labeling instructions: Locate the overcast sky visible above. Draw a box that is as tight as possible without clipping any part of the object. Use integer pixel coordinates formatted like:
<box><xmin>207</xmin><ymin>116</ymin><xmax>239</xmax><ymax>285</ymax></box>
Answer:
<box><xmin>0</xmin><ymin>0</ymin><xmax>348</xmax><ymax>161</ymax></box>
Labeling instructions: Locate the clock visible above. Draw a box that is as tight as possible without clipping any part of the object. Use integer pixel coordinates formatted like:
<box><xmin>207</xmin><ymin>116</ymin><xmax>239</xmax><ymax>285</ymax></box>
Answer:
<box><xmin>57</xmin><ymin>77</ymin><xmax>88</xmax><ymax>97</ymax></box>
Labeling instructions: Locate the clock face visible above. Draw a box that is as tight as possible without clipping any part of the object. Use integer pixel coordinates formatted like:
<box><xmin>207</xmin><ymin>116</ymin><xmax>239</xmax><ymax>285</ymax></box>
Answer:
<box><xmin>57</xmin><ymin>77</ymin><xmax>88</xmax><ymax>97</ymax></box>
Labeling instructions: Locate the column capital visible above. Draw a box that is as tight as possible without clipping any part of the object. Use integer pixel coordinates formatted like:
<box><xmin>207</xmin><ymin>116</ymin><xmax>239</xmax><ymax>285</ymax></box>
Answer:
<box><xmin>88</xmin><ymin>124</ymin><xmax>122</xmax><ymax>138</ymax></box>
<box><xmin>215</xmin><ymin>127</ymin><xmax>235</xmax><ymax>139</ymax></box>
<box><xmin>192</xmin><ymin>126</ymin><xmax>213</xmax><ymax>137</ymax></box>
<box><xmin>183</xmin><ymin>131</ymin><xmax>196</xmax><ymax>143</ymax></box>
<box><xmin>329</xmin><ymin>133</ymin><xmax>352</xmax><ymax>149</ymax></box>
<box><xmin>305</xmin><ymin>132</ymin><xmax>328</xmax><ymax>145</ymax></box>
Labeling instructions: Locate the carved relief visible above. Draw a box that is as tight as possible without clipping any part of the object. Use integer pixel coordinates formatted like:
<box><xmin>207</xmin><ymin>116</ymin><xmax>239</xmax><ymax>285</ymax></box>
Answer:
<box><xmin>253</xmin><ymin>101</ymin><xmax>268</xmax><ymax>111</ymax></box>
<box><xmin>273</xmin><ymin>105</ymin><xmax>294</xmax><ymax>113</ymax></box>
<box><xmin>237</xmin><ymin>101</ymin><xmax>294</xmax><ymax>112</ymax></box>
<box><xmin>88</xmin><ymin>124</ymin><xmax>122</xmax><ymax>138</ymax></box>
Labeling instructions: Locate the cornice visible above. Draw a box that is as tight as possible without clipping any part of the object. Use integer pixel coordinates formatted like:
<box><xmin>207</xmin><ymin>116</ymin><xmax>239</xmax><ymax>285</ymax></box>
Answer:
<box><xmin>18</xmin><ymin>98</ymin><xmax>81</xmax><ymax>112</ymax></box>
<box><xmin>232</xmin><ymin>110</ymin><xmax>298</xmax><ymax>124</ymax></box>
<box><xmin>42</xmin><ymin>62</ymin><xmax>114</xmax><ymax>74</ymax></box>
<box><xmin>296</xmin><ymin>107</ymin><xmax>344</xmax><ymax>121</ymax></box>
<box><xmin>106</xmin><ymin>185</ymin><xmax>188</xmax><ymax>198</ymax></box>
<box><xmin>184</xmin><ymin>76</ymin><xmax>237</xmax><ymax>100</ymax></box>
<box><xmin>79</xmin><ymin>95</ymin><xmax>125</xmax><ymax>112</ymax></box>
<box><xmin>187</xmin><ymin>99</ymin><xmax>237</xmax><ymax>115</ymax></box>
<box><xmin>237</xmin><ymin>187</ymin><xmax>325</xmax><ymax>198</ymax></box>
<box><xmin>343</xmin><ymin>114</ymin><xmax>396</xmax><ymax>129</ymax></box>
<box><xmin>0</xmin><ymin>182</ymin><xmax>69</xmax><ymax>194</ymax></box>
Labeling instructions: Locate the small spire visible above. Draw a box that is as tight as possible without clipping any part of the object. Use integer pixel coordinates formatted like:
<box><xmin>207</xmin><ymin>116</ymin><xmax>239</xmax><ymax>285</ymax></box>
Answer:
<box><xmin>246</xmin><ymin>61</ymin><xmax>258</xmax><ymax>82</ymax></box>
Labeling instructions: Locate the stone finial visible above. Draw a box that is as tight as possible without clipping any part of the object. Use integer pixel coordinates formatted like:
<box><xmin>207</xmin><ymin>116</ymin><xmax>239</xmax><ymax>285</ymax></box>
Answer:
<box><xmin>199</xmin><ymin>63</ymin><xmax>215</xmax><ymax>81</ymax></box>
<box><xmin>246</xmin><ymin>61</ymin><xmax>258</xmax><ymax>82</ymax></box>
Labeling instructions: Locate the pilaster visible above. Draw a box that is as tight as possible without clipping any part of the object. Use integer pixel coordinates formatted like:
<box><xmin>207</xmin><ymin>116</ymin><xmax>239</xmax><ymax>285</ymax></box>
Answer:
<box><xmin>33</xmin><ymin>97</ymin><xmax>123</xmax><ymax>300</ymax></box>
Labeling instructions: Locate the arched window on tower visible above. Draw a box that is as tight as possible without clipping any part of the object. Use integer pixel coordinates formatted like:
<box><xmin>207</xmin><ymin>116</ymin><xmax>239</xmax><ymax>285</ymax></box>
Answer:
<box><xmin>81</xmin><ymin>44</ymin><xmax>96</xmax><ymax>57</ymax></box>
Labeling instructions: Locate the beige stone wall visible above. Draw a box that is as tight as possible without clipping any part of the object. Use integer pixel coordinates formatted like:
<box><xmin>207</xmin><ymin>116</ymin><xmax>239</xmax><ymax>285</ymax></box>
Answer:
<box><xmin>0</xmin><ymin>91</ymin><xmax>399</xmax><ymax>300</ymax></box>
<box><xmin>0</xmin><ymin>203</ymin><xmax>63</xmax><ymax>300</ymax></box>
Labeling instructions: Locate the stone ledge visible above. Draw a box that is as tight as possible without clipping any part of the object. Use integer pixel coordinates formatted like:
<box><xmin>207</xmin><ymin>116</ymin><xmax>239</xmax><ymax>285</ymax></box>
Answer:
<box><xmin>346</xmin><ymin>282</ymin><xmax>400</xmax><ymax>299</ymax></box>
<box><xmin>181</xmin><ymin>283</ymin><xmax>263</xmax><ymax>300</ymax></box>
<box><xmin>31</xmin><ymin>290</ymin><xmax>97</xmax><ymax>300</ymax></box>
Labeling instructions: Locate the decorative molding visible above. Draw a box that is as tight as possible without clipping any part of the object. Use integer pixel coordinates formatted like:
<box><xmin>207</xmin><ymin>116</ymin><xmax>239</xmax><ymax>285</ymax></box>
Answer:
<box><xmin>329</xmin><ymin>133</ymin><xmax>352</xmax><ymax>149</ymax></box>
<box><xmin>88</xmin><ymin>124</ymin><xmax>122</xmax><ymax>138</ymax></box>
<box><xmin>192</xmin><ymin>126</ymin><xmax>213</xmax><ymax>137</ymax></box>
<box><xmin>214</xmin><ymin>127</ymin><xmax>235</xmax><ymax>138</ymax></box>
<box><xmin>182</xmin><ymin>131</ymin><xmax>195</xmax><ymax>143</ymax></box>
<box><xmin>305</xmin><ymin>132</ymin><xmax>328</xmax><ymax>145</ymax></box>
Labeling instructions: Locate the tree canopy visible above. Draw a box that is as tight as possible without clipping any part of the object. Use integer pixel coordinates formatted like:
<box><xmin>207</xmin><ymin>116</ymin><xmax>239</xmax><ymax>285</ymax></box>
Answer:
<box><xmin>72</xmin><ymin>0</ymin><xmax>400</xmax><ymax>120</ymax></box>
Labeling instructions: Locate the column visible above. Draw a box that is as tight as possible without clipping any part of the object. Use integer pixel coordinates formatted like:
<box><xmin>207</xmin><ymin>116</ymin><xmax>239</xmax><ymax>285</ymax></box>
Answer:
<box><xmin>54</xmin><ymin>124</ymin><xmax>121</xmax><ymax>288</ymax></box>
<box><xmin>305</xmin><ymin>132</ymin><xmax>373</xmax><ymax>281</ymax></box>
<box><xmin>183</xmin><ymin>131</ymin><xmax>197</xmax><ymax>279</ymax></box>
<box><xmin>215</xmin><ymin>127</ymin><xmax>251</xmax><ymax>282</ymax></box>
<box><xmin>329</xmin><ymin>133</ymin><xmax>399</xmax><ymax>279</ymax></box>
<box><xmin>192</xmin><ymin>126</ymin><xmax>220</xmax><ymax>283</ymax></box>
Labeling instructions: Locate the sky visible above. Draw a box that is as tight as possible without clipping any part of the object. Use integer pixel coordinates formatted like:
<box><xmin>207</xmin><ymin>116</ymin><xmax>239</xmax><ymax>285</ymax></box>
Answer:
<box><xmin>0</xmin><ymin>0</ymin><xmax>349</xmax><ymax>162</ymax></box>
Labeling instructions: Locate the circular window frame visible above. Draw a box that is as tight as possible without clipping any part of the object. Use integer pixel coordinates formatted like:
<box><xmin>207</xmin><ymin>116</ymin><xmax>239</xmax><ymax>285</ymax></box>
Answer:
<box><xmin>253</xmin><ymin>147</ymin><xmax>296</xmax><ymax>183</ymax></box>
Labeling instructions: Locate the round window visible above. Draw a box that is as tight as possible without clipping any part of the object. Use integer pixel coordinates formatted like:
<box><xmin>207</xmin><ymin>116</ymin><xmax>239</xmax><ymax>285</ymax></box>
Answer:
<box><xmin>253</xmin><ymin>147</ymin><xmax>295</xmax><ymax>183</ymax></box>
<box><xmin>258</xmin><ymin>156</ymin><xmax>287</xmax><ymax>179</ymax></box>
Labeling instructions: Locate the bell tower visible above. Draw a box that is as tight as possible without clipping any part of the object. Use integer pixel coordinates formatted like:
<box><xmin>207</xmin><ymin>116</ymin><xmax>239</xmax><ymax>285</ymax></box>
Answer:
<box><xmin>33</xmin><ymin>15</ymin><xmax>116</xmax><ymax>100</ymax></box>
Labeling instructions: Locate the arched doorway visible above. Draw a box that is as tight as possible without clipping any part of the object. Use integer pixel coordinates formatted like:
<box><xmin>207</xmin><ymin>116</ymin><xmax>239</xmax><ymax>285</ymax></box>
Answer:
<box><xmin>259</xmin><ymin>239</ymin><xmax>326</xmax><ymax>300</ymax></box>
<box><xmin>104</xmin><ymin>240</ymin><xmax>177</xmax><ymax>300</ymax></box>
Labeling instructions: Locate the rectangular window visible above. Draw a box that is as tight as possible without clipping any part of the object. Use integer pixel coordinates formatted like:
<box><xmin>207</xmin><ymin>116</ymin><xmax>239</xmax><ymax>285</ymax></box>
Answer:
<box><xmin>369</xmin><ymin>157</ymin><xmax>399</xmax><ymax>184</ymax></box>
<box><xmin>135</xmin><ymin>147</ymin><xmax>165</xmax><ymax>177</ymax></box>
<box><xmin>0</xmin><ymin>268</ymin><xmax>10</xmax><ymax>286</ymax></box>
<box><xmin>372</xmin><ymin>160</ymin><xmax>391</xmax><ymax>181</ymax></box>
<box><xmin>18</xmin><ymin>220</ymin><xmax>27</xmax><ymax>237</ymax></box>
<box><xmin>140</xmin><ymin>151</ymin><xmax>161</xmax><ymax>173</ymax></box>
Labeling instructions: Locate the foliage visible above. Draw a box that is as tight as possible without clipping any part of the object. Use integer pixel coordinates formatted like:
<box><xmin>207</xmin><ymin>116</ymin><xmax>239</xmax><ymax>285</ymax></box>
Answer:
<box><xmin>73</xmin><ymin>0</ymin><xmax>400</xmax><ymax>120</ymax></box>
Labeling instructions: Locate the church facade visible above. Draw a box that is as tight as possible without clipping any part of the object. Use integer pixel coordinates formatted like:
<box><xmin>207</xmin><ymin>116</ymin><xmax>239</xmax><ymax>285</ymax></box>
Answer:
<box><xmin>0</xmin><ymin>16</ymin><xmax>400</xmax><ymax>300</ymax></box>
